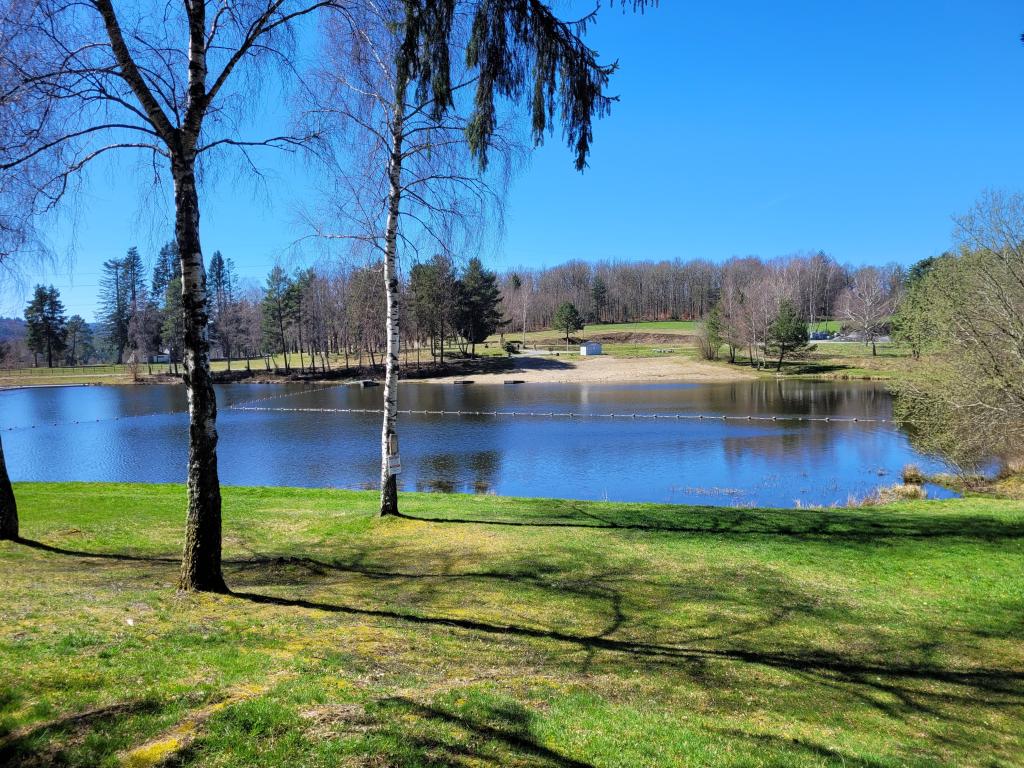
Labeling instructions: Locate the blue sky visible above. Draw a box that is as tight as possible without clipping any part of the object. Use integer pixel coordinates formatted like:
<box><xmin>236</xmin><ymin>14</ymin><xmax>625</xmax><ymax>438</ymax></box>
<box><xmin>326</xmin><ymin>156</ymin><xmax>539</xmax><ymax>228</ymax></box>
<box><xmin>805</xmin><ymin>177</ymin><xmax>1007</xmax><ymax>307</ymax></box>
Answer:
<box><xmin>7</xmin><ymin>0</ymin><xmax>1024</xmax><ymax>320</ymax></box>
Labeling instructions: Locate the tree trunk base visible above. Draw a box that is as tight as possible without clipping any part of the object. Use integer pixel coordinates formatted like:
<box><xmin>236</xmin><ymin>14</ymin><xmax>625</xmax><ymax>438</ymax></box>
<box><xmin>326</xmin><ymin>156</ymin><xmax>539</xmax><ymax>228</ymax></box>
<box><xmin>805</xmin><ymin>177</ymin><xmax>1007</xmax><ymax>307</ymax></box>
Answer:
<box><xmin>178</xmin><ymin>572</ymin><xmax>230</xmax><ymax>593</ymax></box>
<box><xmin>380</xmin><ymin>474</ymin><xmax>398</xmax><ymax>517</ymax></box>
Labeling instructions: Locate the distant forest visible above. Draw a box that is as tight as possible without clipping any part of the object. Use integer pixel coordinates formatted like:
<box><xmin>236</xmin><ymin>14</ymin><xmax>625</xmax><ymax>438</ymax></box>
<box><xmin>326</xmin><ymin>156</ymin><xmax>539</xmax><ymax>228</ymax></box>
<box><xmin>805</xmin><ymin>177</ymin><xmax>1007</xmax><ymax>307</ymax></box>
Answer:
<box><xmin>3</xmin><ymin>248</ymin><xmax>906</xmax><ymax>369</ymax></box>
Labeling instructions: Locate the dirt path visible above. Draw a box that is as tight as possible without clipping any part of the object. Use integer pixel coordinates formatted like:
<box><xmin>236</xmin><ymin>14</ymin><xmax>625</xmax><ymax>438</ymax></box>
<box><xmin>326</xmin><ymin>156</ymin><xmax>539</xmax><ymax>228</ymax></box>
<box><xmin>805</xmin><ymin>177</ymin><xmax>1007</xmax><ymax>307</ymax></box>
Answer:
<box><xmin>418</xmin><ymin>354</ymin><xmax>754</xmax><ymax>384</ymax></box>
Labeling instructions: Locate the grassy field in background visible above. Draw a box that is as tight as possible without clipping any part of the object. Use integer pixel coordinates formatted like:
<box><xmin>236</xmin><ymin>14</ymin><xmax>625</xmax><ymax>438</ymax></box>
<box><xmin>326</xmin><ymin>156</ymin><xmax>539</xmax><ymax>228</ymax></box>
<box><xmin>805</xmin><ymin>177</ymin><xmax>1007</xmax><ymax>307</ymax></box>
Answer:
<box><xmin>1</xmin><ymin>482</ymin><xmax>1022</xmax><ymax>767</ymax></box>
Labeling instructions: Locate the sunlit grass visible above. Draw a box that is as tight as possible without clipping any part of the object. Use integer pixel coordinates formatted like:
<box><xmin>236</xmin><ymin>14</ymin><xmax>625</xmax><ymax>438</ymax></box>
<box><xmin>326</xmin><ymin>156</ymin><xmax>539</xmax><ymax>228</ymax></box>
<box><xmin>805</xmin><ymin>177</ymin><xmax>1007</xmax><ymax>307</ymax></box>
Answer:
<box><xmin>1</xmin><ymin>482</ymin><xmax>1022</xmax><ymax>766</ymax></box>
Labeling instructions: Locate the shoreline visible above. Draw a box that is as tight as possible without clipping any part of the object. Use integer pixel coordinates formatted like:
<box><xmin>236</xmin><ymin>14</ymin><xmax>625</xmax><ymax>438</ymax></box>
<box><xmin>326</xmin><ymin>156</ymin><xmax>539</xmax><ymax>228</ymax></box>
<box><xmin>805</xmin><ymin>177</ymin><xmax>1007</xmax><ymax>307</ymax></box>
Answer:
<box><xmin>415</xmin><ymin>353</ymin><xmax>756</xmax><ymax>384</ymax></box>
<box><xmin>1</xmin><ymin>354</ymin><xmax>756</xmax><ymax>390</ymax></box>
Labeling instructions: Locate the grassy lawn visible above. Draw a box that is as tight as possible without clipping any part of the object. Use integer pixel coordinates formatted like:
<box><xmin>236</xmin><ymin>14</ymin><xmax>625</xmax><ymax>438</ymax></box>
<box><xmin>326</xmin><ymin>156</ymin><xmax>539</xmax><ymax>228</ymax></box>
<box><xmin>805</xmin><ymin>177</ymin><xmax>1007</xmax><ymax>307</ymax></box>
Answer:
<box><xmin>581</xmin><ymin>321</ymin><xmax>700</xmax><ymax>335</ymax></box>
<box><xmin>736</xmin><ymin>342</ymin><xmax>915</xmax><ymax>380</ymax></box>
<box><xmin>1</xmin><ymin>483</ymin><xmax>1022</xmax><ymax>767</ymax></box>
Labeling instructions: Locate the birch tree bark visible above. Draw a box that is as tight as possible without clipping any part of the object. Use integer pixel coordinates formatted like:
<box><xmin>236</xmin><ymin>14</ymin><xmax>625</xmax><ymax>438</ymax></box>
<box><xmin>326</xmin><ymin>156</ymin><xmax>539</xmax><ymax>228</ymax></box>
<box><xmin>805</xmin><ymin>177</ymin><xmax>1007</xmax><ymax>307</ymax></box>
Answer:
<box><xmin>1</xmin><ymin>0</ymin><xmax>338</xmax><ymax>589</ymax></box>
<box><xmin>173</xmin><ymin>157</ymin><xmax>226</xmax><ymax>591</ymax></box>
<box><xmin>379</xmin><ymin>83</ymin><xmax>405</xmax><ymax>517</ymax></box>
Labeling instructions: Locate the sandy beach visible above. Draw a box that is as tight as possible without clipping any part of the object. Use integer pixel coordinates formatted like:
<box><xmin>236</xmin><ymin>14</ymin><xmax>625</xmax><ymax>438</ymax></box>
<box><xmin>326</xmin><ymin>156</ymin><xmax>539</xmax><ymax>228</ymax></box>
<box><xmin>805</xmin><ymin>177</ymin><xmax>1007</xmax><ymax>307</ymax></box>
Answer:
<box><xmin>418</xmin><ymin>353</ymin><xmax>755</xmax><ymax>384</ymax></box>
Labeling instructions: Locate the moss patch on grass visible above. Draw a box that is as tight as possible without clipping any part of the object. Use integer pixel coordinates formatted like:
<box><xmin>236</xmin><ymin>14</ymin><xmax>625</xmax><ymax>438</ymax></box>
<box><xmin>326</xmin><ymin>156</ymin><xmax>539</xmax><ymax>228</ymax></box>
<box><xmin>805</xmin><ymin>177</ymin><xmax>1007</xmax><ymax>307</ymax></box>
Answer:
<box><xmin>1</xmin><ymin>482</ymin><xmax>1022</xmax><ymax>766</ymax></box>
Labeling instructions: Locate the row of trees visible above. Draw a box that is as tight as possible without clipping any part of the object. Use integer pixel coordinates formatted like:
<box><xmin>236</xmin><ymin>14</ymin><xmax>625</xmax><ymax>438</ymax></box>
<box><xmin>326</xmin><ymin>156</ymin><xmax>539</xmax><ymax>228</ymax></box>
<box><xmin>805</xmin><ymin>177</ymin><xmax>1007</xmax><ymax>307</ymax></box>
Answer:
<box><xmin>708</xmin><ymin>259</ymin><xmax>902</xmax><ymax>367</ymax></box>
<box><xmin>10</xmin><ymin>249</ymin><xmax>904</xmax><ymax>372</ymax></box>
<box><xmin>498</xmin><ymin>251</ymin><xmax>863</xmax><ymax>335</ymax></box>
<box><xmin>9</xmin><ymin>248</ymin><xmax>507</xmax><ymax>374</ymax></box>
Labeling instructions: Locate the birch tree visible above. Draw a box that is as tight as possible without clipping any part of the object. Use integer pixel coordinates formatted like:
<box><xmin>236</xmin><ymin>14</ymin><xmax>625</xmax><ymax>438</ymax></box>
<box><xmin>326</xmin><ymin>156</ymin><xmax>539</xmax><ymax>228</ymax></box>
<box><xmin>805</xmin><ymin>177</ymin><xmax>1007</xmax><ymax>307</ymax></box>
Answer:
<box><xmin>314</xmin><ymin>0</ymin><xmax>633</xmax><ymax>517</ymax></box>
<box><xmin>0</xmin><ymin>0</ymin><xmax>340</xmax><ymax>590</ymax></box>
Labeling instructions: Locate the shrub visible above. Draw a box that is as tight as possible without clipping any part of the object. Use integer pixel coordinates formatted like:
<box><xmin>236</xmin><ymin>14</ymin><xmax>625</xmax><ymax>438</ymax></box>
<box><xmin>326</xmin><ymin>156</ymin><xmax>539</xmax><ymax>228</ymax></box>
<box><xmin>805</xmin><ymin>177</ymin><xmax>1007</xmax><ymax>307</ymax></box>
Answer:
<box><xmin>901</xmin><ymin>464</ymin><xmax>925</xmax><ymax>485</ymax></box>
<box><xmin>854</xmin><ymin>483</ymin><xmax>928</xmax><ymax>507</ymax></box>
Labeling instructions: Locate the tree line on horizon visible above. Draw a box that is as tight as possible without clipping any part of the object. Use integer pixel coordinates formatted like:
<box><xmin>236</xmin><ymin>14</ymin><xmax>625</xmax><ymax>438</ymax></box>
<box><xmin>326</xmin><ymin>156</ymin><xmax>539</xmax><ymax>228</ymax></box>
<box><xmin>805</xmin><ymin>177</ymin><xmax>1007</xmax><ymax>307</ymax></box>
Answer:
<box><xmin>5</xmin><ymin>249</ymin><xmax>509</xmax><ymax>372</ymax></box>
<box><xmin>5</xmin><ymin>249</ymin><xmax>905</xmax><ymax>372</ymax></box>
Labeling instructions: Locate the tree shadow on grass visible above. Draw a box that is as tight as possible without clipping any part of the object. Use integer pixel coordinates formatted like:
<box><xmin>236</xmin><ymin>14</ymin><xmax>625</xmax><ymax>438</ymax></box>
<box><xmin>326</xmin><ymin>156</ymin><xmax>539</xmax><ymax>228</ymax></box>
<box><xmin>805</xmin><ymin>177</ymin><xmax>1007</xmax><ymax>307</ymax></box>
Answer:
<box><xmin>229</xmin><ymin>589</ymin><xmax>1024</xmax><ymax>714</ymax></box>
<box><xmin>706</xmin><ymin>726</ymin><xmax>895</xmax><ymax>768</ymax></box>
<box><xmin>393</xmin><ymin>504</ymin><xmax>1024</xmax><ymax>543</ymax></box>
<box><xmin>367</xmin><ymin>696</ymin><xmax>599</xmax><ymax>768</ymax></box>
<box><xmin>0</xmin><ymin>699</ymin><xmax>161</xmax><ymax>768</ymax></box>
<box><xmin>14</xmin><ymin>535</ymin><xmax>1024</xmax><ymax>716</ymax></box>
<box><xmin>12</xmin><ymin>537</ymin><xmax>178</xmax><ymax>563</ymax></box>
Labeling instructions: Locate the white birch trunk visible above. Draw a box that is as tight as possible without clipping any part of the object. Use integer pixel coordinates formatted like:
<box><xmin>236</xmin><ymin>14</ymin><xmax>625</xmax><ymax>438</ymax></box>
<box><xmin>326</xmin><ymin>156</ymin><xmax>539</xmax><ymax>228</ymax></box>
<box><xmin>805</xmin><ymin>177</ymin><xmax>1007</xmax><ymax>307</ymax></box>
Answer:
<box><xmin>379</xmin><ymin>89</ymin><xmax>405</xmax><ymax>517</ymax></box>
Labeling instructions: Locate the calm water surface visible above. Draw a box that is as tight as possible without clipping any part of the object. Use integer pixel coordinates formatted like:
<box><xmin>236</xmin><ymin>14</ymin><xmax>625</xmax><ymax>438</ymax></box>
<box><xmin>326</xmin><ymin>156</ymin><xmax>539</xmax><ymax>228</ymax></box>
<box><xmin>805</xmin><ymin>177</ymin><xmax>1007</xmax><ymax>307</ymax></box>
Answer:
<box><xmin>1</xmin><ymin>380</ymin><xmax>954</xmax><ymax>507</ymax></box>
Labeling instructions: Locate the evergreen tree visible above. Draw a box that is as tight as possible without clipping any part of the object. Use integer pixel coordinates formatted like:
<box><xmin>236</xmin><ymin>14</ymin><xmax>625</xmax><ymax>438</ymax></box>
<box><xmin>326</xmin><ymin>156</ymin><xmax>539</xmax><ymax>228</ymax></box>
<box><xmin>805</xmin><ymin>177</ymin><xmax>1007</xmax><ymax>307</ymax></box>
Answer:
<box><xmin>699</xmin><ymin>304</ymin><xmax>724</xmax><ymax>360</ymax></box>
<box><xmin>152</xmin><ymin>241</ymin><xmax>180</xmax><ymax>299</ymax></box>
<box><xmin>207</xmin><ymin>251</ymin><xmax>237</xmax><ymax>362</ymax></box>
<box><xmin>766</xmin><ymin>299</ymin><xmax>812</xmax><ymax>371</ymax></box>
<box><xmin>288</xmin><ymin>268</ymin><xmax>314</xmax><ymax>371</ymax></box>
<box><xmin>161</xmin><ymin>279</ymin><xmax>185</xmax><ymax>368</ymax></box>
<box><xmin>261</xmin><ymin>266</ymin><xmax>295</xmax><ymax>371</ymax></box>
<box><xmin>64</xmin><ymin>315</ymin><xmax>93</xmax><ymax>365</ymax></box>
<box><xmin>553</xmin><ymin>301</ymin><xmax>584</xmax><ymax>344</ymax></box>
<box><xmin>410</xmin><ymin>255</ymin><xmax>458</xmax><ymax>364</ymax></box>
<box><xmin>122</xmin><ymin>246</ymin><xmax>145</xmax><ymax>313</ymax></box>
<box><xmin>97</xmin><ymin>247</ymin><xmax>147</xmax><ymax>363</ymax></box>
<box><xmin>151</xmin><ymin>242</ymin><xmax>182</xmax><ymax>361</ymax></box>
<box><xmin>24</xmin><ymin>285</ymin><xmax>67</xmax><ymax>367</ymax></box>
<box><xmin>98</xmin><ymin>258</ymin><xmax>128</xmax><ymax>362</ymax></box>
<box><xmin>893</xmin><ymin>255</ymin><xmax>944</xmax><ymax>360</ymax></box>
<box><xmin>455</xmin><ymin>258</ymin><xmax>504</xmax><ymax>356</ymax></box>
<box><xmin>591</xmin><ymin>275</ymin><xmax>608</xmax><ymax>324</ymax></box>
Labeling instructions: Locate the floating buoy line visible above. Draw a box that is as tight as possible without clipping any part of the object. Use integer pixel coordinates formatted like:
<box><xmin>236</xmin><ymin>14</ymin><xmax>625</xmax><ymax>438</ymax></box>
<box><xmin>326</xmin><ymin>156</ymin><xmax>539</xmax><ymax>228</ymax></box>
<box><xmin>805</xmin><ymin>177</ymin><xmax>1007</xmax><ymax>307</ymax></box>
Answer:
<box><xmin>5</xmin><ymin>381</ymin><xmax>891</xmax><ymax>430</ymax></box>
<box><xmin>227</xmin><ymin>405</ymin><xmax>889</xmax><ymax>424</ymax></box>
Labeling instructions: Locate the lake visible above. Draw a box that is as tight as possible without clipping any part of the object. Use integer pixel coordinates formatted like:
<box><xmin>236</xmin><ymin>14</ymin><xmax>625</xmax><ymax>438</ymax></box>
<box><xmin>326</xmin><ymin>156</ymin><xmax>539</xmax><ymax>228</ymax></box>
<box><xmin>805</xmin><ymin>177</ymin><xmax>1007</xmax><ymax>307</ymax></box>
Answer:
<box><xmin>1</xmin><ymin>380</ymin><xmax>954</xmax><ymax>507</ymax></box>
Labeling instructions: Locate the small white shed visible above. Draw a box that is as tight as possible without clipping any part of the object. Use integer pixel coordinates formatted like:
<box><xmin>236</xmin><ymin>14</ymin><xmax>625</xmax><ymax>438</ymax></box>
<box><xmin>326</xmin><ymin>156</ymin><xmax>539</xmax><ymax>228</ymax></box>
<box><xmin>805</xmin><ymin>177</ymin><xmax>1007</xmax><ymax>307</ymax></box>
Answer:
<box><xmin>579</xmin><ymin>341</ymin><xmax>602</xmax><ymax>356</ymax></box>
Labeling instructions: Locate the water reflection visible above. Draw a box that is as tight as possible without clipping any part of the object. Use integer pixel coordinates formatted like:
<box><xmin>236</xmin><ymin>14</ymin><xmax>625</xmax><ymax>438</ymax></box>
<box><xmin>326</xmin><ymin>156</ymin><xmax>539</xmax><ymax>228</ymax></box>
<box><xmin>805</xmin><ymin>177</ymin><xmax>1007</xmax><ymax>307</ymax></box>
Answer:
<box><xmin>2</xmin><ymin>381</ymin><xmax>954</xmax><ymax>507</ymax></box>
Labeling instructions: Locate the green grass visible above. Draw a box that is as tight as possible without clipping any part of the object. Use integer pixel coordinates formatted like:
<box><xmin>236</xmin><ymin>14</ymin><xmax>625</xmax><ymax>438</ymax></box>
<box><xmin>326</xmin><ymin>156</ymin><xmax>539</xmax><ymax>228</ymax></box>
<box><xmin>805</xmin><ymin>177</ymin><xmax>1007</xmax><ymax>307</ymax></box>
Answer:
<box><xmin>581</xmin><ymin>320</ymin><xmax>700</xmax><ymax>335</ymax></box>
<box><xmin>726</xmin><ymin>342</ymin><xmax>914</xmax><ymax>380</ymax></box>
<box><xmin>1</xmin><ymin>483</ymin><xmax>1022</xmax><ymax>766</ymax></box>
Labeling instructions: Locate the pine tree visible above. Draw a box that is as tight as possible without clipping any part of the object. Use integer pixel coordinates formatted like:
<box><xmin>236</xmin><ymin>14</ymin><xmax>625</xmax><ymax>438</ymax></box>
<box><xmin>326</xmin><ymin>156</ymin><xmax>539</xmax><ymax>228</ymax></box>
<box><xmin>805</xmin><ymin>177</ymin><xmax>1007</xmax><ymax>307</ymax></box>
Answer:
<box><xmin>161</xmin><ymin>280</ymin><xmax>185</xmax><ymax>369</ymax></box>
<box><xmin>97</xmin><ymin>248</ymin><xmax>146</xmax><ymax>364</ymax></box>
<box><xmin>553</xmin><ymin>302</ymin><xmax>584</xmax><ymax>345</ymax></box>
<box><xmin>152</xmin><ymin>241</ymin><xmax>180</xmax><ymax>300</ymax></box>
<box><xmin>64</xmin><ymin>315</ymin><xmax>93</xmax><ymax>365</ymax></box>
<box><xmin>24</xmin><ymin>285</ymin><xmax>67</xmax><ymax>367</ymax></box>
<box><xmin>767</xmin><ymin>299</ymin><xmax>812</xmax><ymax>371</ymax></box>
<box><xmin>261</xmin><ymin>266</ymin><xmax>294</xmax><ymax>371</ymax></box>
<box><xmin>455</xmin><ymin>258</ymin><xmax>504</xmax><ymax>356</ymax></box>
<box><xmin>207</xmin><ymin>251</ymin><xmax>237</xmax><ymax>364</ymax></box>
<box><xmin>98</xmin><ymin>259</ymin><xmax>127</xmax><ymax>362</ymax></box>
<box><xmin>410</xmin><ymin>255</ymin><xmax>458</xmax><ymax>364</ymax></box>
<box><xmin>123</xmin><ymin>247</ymin><xmax>145</xmax><ymax>314</ymax></box>
<box><xmin>591</xmin><ymin>275</ymin><xmax>608</xmax><ymax>324</ymax></box>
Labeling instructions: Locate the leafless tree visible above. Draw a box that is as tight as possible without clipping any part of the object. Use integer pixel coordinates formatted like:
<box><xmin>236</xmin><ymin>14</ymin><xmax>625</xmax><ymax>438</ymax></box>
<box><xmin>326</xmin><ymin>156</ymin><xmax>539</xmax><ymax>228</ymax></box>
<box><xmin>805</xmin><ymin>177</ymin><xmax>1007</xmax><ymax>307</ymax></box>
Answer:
<box><xmin>0</xmin><ymin>0</ymin><xmax>342</xmax><ymax>590</ymax></box>
<box><xmin>838</xmin><ymin>266</ymin><xmax>898</xmax><ymax>355</ymax></box>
